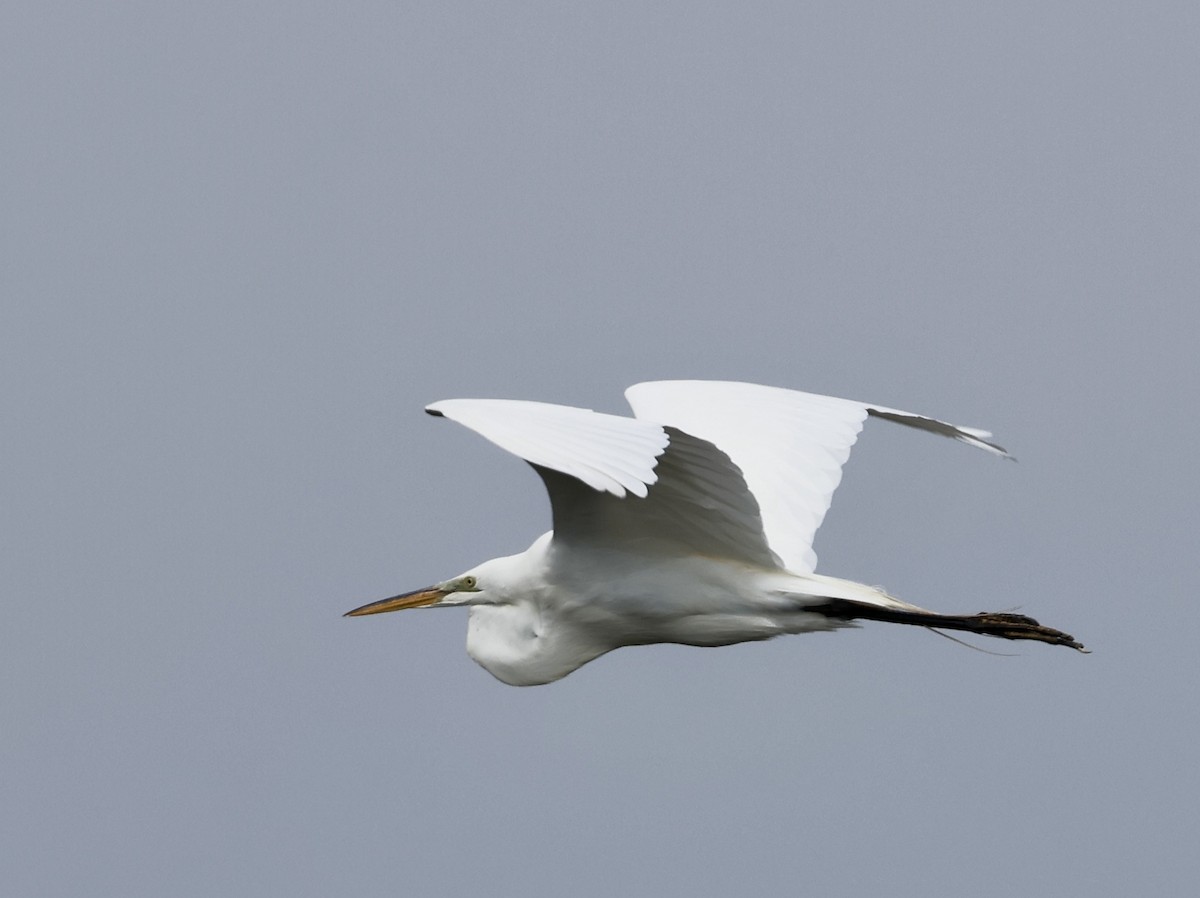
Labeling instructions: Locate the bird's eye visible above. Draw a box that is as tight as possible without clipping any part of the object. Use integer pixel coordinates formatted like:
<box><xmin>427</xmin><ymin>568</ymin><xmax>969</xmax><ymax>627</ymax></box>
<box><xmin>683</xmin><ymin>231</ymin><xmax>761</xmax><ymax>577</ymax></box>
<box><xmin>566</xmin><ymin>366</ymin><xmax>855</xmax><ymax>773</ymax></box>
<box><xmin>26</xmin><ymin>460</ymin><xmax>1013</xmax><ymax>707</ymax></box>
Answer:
<box><xmin>461</xmin><ymin>575</ymin><xmax>477</xmax><ymax>589</ymax></box>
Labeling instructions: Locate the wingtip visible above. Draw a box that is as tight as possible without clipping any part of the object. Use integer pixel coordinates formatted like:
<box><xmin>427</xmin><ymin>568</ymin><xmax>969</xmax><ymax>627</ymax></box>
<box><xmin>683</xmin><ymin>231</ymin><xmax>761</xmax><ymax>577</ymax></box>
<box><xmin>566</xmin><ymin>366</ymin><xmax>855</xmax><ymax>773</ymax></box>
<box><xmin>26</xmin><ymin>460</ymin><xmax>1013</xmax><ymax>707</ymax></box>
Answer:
<box><xmin>425</xmin><ymin>407</ymin><xmax>445</xmax><ymax>418</ymax></box>
<box><xmin>974</xmin><ymin>438</ymin><xmax>1013</xmax><ymax>459</ymax></box>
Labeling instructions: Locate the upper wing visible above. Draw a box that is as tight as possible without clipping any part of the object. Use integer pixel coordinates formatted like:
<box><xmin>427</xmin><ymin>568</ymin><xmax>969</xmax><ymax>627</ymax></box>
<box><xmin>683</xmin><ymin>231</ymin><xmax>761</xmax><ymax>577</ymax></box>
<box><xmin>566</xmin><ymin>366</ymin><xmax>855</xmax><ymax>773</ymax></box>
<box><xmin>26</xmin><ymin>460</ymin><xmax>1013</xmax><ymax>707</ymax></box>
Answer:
<box><xmin>425</xmin><ymin>398</ymin><xmax>778</xmax><ymax>566</ymax></box>
<box><xmin>426</xmin><ymin>398</ymin><xmax>668</xmax><ymax>497</ymax></box>
<box><xmin>625</xmin><ymin>380</ymin><xmax>1008</xmax><ymax>574</ymax></box>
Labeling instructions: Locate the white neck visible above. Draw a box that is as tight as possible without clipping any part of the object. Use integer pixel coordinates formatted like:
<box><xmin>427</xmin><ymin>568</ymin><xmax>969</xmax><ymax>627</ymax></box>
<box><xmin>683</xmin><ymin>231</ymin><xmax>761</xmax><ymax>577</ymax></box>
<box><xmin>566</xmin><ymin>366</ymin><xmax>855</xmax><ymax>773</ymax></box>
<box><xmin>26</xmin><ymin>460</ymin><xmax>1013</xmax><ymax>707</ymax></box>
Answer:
<box><xmin>462</xmin><ymin>534</ymin><xmax>610</xmax><ymax>686</ymax></box>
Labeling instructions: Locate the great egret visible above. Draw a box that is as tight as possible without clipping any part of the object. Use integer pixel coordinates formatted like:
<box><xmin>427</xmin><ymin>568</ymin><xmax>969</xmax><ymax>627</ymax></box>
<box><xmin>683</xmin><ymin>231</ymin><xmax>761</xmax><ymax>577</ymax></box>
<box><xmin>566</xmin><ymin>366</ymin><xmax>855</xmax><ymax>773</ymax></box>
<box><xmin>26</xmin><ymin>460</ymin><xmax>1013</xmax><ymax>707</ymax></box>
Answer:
<box><xmin>346</xmin><ymin>380</ymin><xmax>1084</xmax><ymax>685</ymax></box>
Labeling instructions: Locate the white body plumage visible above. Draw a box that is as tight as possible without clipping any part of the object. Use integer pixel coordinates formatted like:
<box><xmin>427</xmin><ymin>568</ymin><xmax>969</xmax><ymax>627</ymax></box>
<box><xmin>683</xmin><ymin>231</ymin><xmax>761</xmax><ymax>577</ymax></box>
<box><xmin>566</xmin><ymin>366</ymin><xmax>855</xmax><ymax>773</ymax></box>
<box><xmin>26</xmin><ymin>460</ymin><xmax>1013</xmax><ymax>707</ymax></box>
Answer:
<box><xmin>464</xmin><ymin>534</ymin><xmax>895</xmax><ymax>686</ymax></box>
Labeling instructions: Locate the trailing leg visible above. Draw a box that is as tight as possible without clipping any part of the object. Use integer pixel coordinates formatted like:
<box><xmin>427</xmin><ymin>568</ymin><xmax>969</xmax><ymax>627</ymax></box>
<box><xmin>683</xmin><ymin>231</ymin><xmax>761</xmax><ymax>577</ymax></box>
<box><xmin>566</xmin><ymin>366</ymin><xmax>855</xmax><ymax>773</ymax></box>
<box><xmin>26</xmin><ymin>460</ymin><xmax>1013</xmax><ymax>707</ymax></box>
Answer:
<box><xmin>808</xmin><ymin>598</ymin><xmax>1087</xmax><ymax>652</ymax></box>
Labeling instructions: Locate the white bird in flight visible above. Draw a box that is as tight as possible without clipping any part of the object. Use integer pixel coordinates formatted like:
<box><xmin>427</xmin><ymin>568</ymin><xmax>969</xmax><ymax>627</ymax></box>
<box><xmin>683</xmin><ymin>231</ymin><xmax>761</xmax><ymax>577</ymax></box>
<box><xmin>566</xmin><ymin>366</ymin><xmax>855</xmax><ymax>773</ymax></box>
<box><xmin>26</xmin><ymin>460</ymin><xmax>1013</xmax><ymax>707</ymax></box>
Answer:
<box><xmin>346</xmin><ymin>380</ymin><xmax>1084</xmax><ymax>685</ymax></box>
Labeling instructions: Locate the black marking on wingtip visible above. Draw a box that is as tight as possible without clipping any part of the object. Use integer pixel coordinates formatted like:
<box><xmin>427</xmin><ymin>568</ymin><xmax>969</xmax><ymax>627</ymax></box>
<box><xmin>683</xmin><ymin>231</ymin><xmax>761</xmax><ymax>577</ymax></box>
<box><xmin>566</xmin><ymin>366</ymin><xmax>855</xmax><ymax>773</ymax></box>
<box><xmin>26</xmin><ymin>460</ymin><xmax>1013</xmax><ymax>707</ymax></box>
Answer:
<box><xmin>425</xmin><ymin>408</ymin><xmax>444</xmax><ymax>417</ymax></box>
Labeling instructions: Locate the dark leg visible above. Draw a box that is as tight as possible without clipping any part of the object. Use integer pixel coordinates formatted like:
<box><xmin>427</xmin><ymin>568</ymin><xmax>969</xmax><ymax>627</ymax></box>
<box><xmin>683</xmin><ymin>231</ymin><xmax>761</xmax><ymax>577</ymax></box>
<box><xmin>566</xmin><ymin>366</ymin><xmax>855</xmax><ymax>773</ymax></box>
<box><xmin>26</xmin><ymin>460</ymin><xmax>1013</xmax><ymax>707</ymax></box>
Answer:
<box><xmin>808</xmin><ymin>599</ymin><xmax>1087</xmax><ymax>652</ymax></box>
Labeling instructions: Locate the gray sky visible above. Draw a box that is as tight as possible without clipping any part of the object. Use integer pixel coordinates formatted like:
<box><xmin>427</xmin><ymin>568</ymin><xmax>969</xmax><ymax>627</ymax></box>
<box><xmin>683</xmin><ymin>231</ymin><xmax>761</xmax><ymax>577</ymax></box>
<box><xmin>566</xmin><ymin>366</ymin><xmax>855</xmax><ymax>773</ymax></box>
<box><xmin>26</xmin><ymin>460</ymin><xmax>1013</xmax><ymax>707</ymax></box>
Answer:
<box><xmin>3</xmin><ymin>2</ymin><xmax>1197</xmax><ymax>895</ymax></box>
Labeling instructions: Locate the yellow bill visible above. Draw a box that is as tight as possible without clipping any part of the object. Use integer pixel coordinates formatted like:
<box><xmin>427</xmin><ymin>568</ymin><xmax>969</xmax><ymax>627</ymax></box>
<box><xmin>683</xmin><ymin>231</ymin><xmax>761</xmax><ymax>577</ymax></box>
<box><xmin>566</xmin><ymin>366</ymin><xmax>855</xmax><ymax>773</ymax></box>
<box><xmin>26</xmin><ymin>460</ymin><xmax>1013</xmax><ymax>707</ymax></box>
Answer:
<box><xmin>343</xmin><ymin>586</ymin><xmax>447</xmax><ymax>617</ymax></box>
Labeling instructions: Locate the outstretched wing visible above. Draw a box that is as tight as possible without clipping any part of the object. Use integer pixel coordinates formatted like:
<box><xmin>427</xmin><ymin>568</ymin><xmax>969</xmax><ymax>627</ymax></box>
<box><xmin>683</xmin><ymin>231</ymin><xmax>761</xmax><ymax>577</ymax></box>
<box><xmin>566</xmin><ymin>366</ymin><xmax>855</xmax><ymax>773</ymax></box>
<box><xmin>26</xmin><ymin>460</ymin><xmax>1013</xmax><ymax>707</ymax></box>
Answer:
<box><xmin>625</xmin><ymin>380</ymin><xmax>1008</xmax><ymax>574</ymax></box>
<box><xmin>424</xmin><ymin>398</ymin><xmax>779</xmax><ymax>566</ymax></box>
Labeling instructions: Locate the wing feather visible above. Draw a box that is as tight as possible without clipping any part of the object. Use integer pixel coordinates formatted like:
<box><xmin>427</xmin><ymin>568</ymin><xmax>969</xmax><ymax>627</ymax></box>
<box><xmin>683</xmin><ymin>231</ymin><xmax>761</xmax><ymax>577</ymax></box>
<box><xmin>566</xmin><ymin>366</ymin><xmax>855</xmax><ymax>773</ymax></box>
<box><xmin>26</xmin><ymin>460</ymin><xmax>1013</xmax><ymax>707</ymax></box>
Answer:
<box><xmin>625</xmin><ymin>380</ymin><xmax>1008</xmax><ymax>573</ymax></box>
<box><xmin>425</xmin><ymin>397</ymin><xmax>777</xmax><ymax>565</ymax></box>
<box><xmin>536</xmin><ymin>427</ymin><xmax>776</xmax><ymax>567</ymax></box>
<box><xmin>426</xmin><ymin>399</ymin><xmax>668</xmax><ymax>497</ymax></box>
<box><xmin>427</xmin><ymin>385</ymin><xmax>1007</xmax><ymax>573</ymax></box>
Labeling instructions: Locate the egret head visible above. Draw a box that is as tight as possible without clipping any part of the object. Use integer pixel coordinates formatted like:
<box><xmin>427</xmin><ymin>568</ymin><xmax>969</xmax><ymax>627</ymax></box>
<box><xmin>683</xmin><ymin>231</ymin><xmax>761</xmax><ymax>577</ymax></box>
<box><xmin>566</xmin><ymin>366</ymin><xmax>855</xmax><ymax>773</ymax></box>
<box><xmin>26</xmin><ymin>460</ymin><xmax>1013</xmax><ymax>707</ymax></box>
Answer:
<box><xmin>343</xmin><ymin>572</ymin><xmax>489</xmax><ymax>617</ymax></box>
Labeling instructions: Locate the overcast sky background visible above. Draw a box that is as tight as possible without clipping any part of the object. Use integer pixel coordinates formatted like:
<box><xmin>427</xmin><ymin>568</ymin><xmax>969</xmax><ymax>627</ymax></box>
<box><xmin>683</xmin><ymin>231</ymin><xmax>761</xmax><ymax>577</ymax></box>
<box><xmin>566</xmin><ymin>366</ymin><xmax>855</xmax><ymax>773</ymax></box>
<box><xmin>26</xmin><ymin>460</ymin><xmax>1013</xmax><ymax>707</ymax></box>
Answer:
<box><xmin>3</xmin><ymin>2</ymin><xmax>1197</xmax><ymax>895</ymax></box>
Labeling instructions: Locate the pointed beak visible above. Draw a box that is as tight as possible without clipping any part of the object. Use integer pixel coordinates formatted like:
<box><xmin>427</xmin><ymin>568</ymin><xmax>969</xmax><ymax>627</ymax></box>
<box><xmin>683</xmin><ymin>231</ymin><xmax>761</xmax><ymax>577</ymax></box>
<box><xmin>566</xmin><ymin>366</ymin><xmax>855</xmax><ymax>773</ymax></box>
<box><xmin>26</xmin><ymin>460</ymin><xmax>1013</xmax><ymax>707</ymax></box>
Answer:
<box><xmin>343</xmin><ymin>585</ymin><xmax>448</xmax><ymax>617</ymax></box>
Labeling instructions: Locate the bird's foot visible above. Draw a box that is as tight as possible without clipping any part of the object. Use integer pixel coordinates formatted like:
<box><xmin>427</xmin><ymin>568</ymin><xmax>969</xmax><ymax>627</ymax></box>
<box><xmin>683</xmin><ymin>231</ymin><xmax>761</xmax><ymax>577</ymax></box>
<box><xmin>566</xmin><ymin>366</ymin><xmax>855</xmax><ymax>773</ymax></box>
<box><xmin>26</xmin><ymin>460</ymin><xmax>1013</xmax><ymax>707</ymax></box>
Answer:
<box><xmin>961</xmin><ymin>612</ymin><xmax>1089</xmax><ymax>652</ymax></box>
